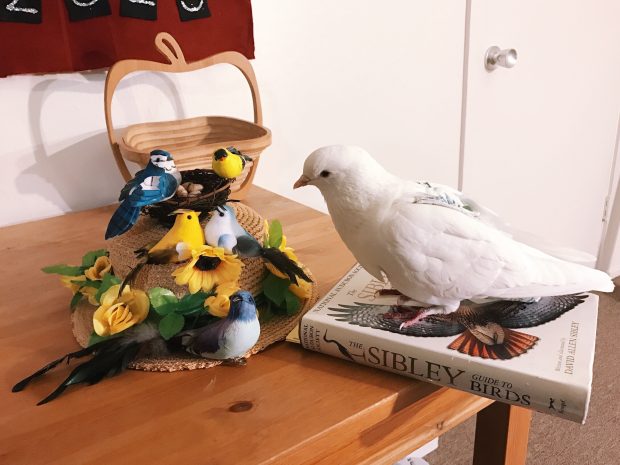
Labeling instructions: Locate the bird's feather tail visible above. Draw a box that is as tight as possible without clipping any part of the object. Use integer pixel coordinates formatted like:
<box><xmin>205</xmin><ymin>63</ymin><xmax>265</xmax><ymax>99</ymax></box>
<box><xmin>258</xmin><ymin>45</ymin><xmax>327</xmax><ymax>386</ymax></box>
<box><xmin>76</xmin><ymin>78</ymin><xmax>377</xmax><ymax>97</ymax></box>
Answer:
<box><xmin>105</xmin><ymin>201</ymin><xmax>141</xmax><ymax>239</ymax></box>
<box><xmin>13</xmin><ymin>337</ymin><xmax>142</xmax><ymax>405</ymax></box>
<box><xmin>448</xmin><ymin>329</ymin><xmax>538</xmax><ymax>360</ymax></box>
<box><xmin>35</xmin><ymin>342</ymin><xmax>141</xmax><ymax>405</ymax></box>
<box><xmin>119</xmin><ymin>260</ymin><xmax>146</xmax><ymax>294</ymax></box>
<box><xmin>12</xmin><ymin>345</ymin><xmax>97</xmax><ymax>393</ymax></box>
<box><xmin>261</xmin><ymin>247</ymin><xmax>313</xmax><ymax>284</ymax></box>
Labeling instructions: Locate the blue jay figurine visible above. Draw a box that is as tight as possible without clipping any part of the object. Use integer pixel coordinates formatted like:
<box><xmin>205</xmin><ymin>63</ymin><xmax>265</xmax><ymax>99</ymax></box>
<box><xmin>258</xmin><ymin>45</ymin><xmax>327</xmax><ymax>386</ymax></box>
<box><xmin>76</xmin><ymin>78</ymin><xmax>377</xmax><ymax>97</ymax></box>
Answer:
<box><xmin>105</xmin><ymin>150</ymin><xmax>182</xmax><ymax>239</ymax></box>
<box><xmin>180</xmin><ymin>291</ymin><xmax>260</xmax><ymax>361</ymax></box>
<box><xmin>204</xmin><ymin>205</ymin><xmax>312</xmax><ymax>284</ymax></box>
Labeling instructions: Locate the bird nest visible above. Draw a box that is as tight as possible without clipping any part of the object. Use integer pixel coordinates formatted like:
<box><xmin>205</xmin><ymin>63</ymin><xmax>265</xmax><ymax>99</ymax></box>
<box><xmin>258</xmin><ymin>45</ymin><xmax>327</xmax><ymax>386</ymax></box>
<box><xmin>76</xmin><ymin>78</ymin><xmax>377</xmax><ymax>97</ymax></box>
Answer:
<box><xmin>142</xmin><ymin>169</ymin><xmax>232</xmax><ymax>227</ymax></box>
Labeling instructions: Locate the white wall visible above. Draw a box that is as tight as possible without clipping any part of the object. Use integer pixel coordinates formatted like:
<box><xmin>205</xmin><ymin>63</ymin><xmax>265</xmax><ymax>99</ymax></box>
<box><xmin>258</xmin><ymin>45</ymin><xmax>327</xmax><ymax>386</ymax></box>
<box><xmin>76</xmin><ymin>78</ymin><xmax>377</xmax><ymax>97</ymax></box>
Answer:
<box><xmin>0</xmin><ymin>1</ymin><xmax>466</xmax><ymax>226</ymax></box>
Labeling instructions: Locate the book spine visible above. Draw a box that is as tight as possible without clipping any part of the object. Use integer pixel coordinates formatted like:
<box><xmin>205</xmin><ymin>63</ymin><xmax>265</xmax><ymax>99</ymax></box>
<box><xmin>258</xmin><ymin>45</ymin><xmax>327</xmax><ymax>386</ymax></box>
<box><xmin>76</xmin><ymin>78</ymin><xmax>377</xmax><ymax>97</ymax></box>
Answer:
<box><xmin>299</xmin><ymin>316</ymin><xmax>589</xmax><ymax>423</ymax></box>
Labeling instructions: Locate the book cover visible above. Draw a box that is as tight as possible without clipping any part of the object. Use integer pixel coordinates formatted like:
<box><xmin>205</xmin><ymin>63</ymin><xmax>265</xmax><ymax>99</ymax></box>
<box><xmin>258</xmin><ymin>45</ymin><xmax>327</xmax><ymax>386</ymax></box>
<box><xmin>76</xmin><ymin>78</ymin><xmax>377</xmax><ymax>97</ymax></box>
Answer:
<box><xmin>288</xmin><ymin>263</ymin><xmax>598</xmax><ymax>423</ymax></box>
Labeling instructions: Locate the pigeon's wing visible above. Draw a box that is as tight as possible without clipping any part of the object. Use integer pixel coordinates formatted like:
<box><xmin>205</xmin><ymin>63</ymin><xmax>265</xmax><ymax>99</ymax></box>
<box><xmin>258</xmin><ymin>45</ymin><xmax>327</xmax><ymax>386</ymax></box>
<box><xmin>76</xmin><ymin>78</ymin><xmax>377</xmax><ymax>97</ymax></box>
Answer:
<box><xmin>412</xmin><ymin>182</ymin><xmax>598</xmax><ymax>266</ymax></box>
<box><xmin>383</xmin><ymin>200</ymin><xmax>611</xmax><ymax>301</ymax></box>
<box><xmin>328</xmin><ymin>303</ymin><xmax>465</xmax><ymax>337</ymax></box>
<box><xmin>484</xmin><ymin>294</ymin><xmax>588</xmax><ymax>329</ymax></box>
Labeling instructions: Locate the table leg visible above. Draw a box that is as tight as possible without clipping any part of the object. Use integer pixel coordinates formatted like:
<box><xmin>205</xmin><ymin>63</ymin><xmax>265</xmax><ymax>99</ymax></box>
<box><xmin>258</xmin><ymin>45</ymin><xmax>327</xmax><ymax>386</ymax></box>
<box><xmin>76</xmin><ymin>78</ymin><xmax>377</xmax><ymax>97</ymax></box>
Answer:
<box><xmin>472</xmin><ymin>402</ymin><xmax>532</xmax><ymax>465</ymax></box>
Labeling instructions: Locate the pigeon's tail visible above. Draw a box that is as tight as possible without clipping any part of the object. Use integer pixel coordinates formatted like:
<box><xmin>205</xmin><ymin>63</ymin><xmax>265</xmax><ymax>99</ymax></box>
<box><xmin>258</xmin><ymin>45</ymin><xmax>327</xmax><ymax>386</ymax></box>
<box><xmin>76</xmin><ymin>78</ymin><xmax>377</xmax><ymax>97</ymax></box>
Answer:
<box><xmin>11</xmin><ymin>325</ymin><xmax>157</xmax><ymax>404</ymax></box>
<box><xmin>448</xmin><ymin>329</ymin><xmax>538</xmax><ymax>360</ymax></box>
<box><xmin>496</xmin><ymin>248</ymin><xmax>614</xmax><ymax>300</ymax></box>
<box><xmin>260</xmin><ymin>247</ymin><xmax>313</xmax><ymax>285</ymax></box>
<box><xmin>105</xmin><ymin>201</ymin><xmax>141</xmax><ymax>240</ymax></box>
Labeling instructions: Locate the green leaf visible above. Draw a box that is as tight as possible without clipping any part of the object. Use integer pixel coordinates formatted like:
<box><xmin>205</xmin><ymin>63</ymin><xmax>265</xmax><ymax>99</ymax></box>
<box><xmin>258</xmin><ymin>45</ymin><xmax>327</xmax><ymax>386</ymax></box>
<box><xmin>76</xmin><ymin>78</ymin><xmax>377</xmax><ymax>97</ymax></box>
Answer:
<box><xmin>258</xmin><ymin>300</ymin><xmax>276</xmax><ymax>324</ymax></box>
<box><xmin>176</xmin><ymin>291</ymin><xmax>210</xmax><ymax>314</ymax></box>
<box><xmin>95</xmin><ymin>273</ymin><xmax>121</xmax><ymax>303</ymax></box>
<box><xmin>159</xmin><ymin>313</ymin><xmax>185</xmax><ymax>340</ymax></box>
<box><xmin>70</xmin><ymin>292</ymin><xmax>83</xmax><ymax>310</ymax></box>
<box><xmin>80</xmin><ymin>279</ymin><xmax>102</xmax><ymax>289</ymax></box>
<box><xmin>284</xmin><ymin>291</ymin><xmax>301</xmax><ymax>315</ymax></box>
<box><xmin>88</xmin><ymin>331</ymin><xmax>109</xmax><ymax>347</ymax></box>
<box><xmin>262</xmin><ymin>273</ymin><xmax>290</xmax><ymax>306</ymax></box>
<box><xmin>268</xmin><ymin>220</ymin><xmax>283</xmax><ymax>248</ymax></box>
<box><xmin>81</xmin><ymin>249</ymin><xmax>108</xmax><ymax>268</ymax></box>
<box><xmin>148</xmin><ymin>288</ymin><xmax>178</xmax><ymax>315</ymax></box>
<box><xmin>42</xmin><ymin>264</ymin><xmax>83</xmax><ymax>276</ymax></box>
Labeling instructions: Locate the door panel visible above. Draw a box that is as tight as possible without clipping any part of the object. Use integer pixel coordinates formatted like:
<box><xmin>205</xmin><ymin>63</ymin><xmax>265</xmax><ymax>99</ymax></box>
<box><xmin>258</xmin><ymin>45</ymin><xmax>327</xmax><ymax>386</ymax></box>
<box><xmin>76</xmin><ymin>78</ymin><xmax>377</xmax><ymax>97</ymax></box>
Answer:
<box><xmin>462</xmin><ymin>0</ymin><xmax>620</xmax><ymax>258</ymax></box>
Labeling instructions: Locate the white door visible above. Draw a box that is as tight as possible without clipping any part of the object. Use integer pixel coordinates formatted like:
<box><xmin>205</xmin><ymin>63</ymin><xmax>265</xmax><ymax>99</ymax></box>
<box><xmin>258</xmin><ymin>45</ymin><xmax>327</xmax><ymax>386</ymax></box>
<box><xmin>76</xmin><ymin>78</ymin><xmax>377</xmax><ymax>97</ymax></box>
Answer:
<box><xmin>462</xmin><ymin>0</ymin><xmax>620</xmax><ymax>261</ymax></box>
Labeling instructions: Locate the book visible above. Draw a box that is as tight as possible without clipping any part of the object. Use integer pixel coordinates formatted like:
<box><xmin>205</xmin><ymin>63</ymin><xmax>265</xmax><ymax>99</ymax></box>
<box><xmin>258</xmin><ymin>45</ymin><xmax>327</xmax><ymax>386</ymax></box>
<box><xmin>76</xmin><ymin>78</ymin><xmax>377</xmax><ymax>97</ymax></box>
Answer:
<box><xmin>287</xmin><ymin>263</ymin><xmax>598</xmax><ymax>423</ymax></box>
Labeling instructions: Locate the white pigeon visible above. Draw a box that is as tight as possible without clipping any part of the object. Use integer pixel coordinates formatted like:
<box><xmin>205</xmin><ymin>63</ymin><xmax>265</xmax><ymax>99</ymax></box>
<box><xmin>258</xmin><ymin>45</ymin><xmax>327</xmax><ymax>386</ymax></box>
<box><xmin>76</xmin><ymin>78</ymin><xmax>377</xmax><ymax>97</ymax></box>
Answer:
<box><xmin>294</xmin><ymin>145</ymin><xmax>614</xmax><ymax>318</ymax></box>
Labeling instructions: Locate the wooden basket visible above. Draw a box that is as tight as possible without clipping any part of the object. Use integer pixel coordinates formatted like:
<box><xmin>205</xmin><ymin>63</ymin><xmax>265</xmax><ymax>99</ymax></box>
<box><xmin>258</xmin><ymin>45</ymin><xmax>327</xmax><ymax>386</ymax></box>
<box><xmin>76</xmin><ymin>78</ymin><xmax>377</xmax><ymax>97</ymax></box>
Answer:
<box><xmin>104</xmin><ymin>33</ymin><xmax>271</xmax><ymax>200</ymax></box>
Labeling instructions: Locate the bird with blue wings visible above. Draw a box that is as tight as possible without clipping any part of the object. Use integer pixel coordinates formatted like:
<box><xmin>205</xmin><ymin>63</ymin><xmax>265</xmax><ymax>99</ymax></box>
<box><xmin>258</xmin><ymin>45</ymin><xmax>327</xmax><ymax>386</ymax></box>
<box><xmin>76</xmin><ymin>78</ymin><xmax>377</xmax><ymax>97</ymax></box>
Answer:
<box><xmin>179</xmin><ymin>291</ymin><xmax>260</xmax><ymax>362</ymax></box>
<box><xmin>204</xmin><ymin>205</ymin><xmax>312</xmax><ymax>284</ymax></box>
<box><xmin>105</xmin><ymin>149</ymin><xmax>181</xmax><ymax>239</ymax></box>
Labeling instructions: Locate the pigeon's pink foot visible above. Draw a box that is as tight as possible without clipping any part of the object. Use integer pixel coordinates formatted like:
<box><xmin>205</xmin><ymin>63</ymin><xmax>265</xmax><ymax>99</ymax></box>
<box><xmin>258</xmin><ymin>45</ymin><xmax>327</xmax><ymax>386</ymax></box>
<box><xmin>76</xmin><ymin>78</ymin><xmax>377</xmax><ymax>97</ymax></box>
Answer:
<box><xmin>398</xmin><ymin>311</ymin><xmax>428</xmax><ymax>330</ymax></box>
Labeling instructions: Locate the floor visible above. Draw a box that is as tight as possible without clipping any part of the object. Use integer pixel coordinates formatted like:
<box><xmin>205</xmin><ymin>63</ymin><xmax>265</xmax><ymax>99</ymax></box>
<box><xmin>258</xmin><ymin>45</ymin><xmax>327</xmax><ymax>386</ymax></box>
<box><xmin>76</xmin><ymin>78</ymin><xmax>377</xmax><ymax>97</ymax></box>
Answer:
<box><xmin>425</xmin><ymin>287</ymin><xmax>620</xmax><ymax>465</ymax></box>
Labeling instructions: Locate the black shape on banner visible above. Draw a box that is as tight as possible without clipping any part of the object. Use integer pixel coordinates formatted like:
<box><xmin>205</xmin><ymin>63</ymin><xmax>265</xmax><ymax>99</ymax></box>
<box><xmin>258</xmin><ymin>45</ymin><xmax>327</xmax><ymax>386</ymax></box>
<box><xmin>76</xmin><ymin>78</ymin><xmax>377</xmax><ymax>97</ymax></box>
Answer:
<box><xmin>176</xmin><ymin>0</ymin><xmax>210</xmax><ymax>22</ymax></box>
<box><xmin>0</xmin><ymin>0</ymin><xmax>42</xmax><ymax>23</ymax></box>
<box><xmin>120</xmin><ymin>0</ymin><xmax>157</xmax><ymax>21</ymax></box>
<box><xmin>64</xmin><ymin>0</ymin><xmax>111</xmax><ymax>22</ymax></box>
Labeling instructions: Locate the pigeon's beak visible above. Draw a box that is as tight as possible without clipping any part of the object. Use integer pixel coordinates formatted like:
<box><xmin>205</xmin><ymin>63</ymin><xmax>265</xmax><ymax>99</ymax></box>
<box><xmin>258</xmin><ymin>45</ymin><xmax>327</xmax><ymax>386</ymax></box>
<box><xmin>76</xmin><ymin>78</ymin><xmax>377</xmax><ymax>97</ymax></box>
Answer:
<box><xmin>293</xmin><ymin>175</ymin><xmax>311</xmax><ymax>189</ymax></box>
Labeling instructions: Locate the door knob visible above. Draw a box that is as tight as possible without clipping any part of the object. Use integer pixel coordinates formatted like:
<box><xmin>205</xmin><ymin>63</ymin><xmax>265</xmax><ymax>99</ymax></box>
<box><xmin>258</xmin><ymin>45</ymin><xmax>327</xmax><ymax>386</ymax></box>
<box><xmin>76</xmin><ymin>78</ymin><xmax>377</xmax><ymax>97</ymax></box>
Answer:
<box><xmin>485</xmin><ymin>46</ymin><xmax>518</xmax><ymax>71</ymax></box>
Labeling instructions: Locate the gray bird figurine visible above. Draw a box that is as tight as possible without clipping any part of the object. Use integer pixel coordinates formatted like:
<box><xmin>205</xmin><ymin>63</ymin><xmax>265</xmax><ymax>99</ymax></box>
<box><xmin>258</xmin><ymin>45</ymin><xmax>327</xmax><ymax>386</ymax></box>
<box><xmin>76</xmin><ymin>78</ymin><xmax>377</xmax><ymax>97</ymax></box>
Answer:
<box><xmin>204</xmin><ymin>205</ymin><xmax>312</xmax><ymax>284</ymax></box>
<box><xmin>180</xmin><ymin>291</ymin><xmax>260</xmax><ymax>361</ymax></box>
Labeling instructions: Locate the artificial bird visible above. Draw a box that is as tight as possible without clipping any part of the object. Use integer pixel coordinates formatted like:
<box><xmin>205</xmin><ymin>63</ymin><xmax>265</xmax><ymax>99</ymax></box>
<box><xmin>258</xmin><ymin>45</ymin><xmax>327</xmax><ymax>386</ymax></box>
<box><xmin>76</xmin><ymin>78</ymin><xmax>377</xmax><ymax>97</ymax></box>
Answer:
<box><xmin>212</xmin><ymin>146</ymin><xmax>252</xmax><ymax>179</ymax></box>
<box><xmin>122</xmin><ymin>209</ymin><xmax>204</xmax><ymax>290</ymax></box>
<box><xmin>106</xmin><ymin>150</ymin><xmax>181</xmax><ymax>239</ymax></box>
<box><xmin>294</xmin><ymin>145</ymin><xmax>613</xmax><ymax>326</ymax></box>
<box><xmin>204</xmin><ymin>205</ymin><xmax>312</xmax><ymax>284</ymax></box>
<box><xmin>179</xmin><ymin>290</ymin><xmax>260</xmax><ymax>360</ymax></box>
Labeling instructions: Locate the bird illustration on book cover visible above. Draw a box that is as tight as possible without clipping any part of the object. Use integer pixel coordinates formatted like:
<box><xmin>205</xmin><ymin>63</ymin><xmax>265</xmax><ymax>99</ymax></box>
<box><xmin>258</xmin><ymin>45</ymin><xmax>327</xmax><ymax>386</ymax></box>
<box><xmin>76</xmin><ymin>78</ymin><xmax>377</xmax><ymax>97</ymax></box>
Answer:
<box><xmin>328</xmin><ymin>294</ymin><xmax>587</xmax><ymax>360</ymax></box>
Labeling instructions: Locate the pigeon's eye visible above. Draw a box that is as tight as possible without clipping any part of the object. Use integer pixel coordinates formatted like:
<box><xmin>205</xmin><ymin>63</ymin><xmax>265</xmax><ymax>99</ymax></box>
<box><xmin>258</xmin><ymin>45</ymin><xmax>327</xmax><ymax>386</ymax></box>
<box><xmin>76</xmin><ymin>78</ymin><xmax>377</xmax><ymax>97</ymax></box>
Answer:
<box><xmin>320</xmin><ymin>170</ymin><xmax>331</xmax><ymax>178</ymax></box>
<box><xmin>187</xmin><ymin>215</ymin><xmax>192</xmax><ymax>220</ymax></box>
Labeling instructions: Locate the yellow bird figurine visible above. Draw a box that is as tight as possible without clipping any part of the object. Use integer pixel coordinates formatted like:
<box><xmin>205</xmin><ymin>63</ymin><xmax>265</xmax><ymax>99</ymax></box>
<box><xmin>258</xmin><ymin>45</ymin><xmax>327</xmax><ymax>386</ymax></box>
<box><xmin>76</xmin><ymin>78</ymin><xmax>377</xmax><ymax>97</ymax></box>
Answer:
<box><xmin>121</xmin><ymin>210</ymin><xmax>205</xmax><ymax>291</ymax></box>
<box><xmin>212</xmin><ymin>147</ymin><xmax>253</xmax><ymax>179</ymax></box>
<box><xmin>148</xmin><ymin>209</ymin><xmax>205</xmax><ymax>262</ymax></box>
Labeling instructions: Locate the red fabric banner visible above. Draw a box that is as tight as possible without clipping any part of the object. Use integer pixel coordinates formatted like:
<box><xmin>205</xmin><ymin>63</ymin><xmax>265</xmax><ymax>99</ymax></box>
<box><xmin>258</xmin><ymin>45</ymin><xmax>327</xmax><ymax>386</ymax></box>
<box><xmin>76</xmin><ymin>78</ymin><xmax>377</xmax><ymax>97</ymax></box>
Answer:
<box><xmin>0</xmin><ymin>0</ymin><xmax>254</xmax><ymax>77</ymax></box>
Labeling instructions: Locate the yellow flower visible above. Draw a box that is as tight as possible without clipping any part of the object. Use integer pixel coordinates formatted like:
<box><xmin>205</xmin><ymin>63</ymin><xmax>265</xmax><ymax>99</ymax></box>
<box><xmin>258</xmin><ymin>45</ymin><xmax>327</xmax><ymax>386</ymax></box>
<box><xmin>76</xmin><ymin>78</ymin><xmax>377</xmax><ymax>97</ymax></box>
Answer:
<box><xmin>205</xmin><ymin>282</ymin><xmax>240</xmax><ymax>318</ymax></box>
<box><xmin>85</xmin><ymin>256</ymin><xmax>111</xmax><ymax>281</ymax></box>
<box><xmin>289</xmin><ymin>278</ymin><xmax>312</xmax><ymax>299</ymax></box>
<box><xmin>172</xmin><ymin>245</ymin><xmax>243</xmax><ymax>294</ymax></box>
<box><xmin>60</xmin><ymin>274</ymin><xmax>86</xmax><ymax>294</ymax></box>
<box><xmin>93</xmin><ymin>285</ymin><xmax>149</xmax><ymax>336</ymax></box>
<box><xmin>265</xmin><ymin>235</ymin><xmax>301</xmax><ymax>279</ymax></box>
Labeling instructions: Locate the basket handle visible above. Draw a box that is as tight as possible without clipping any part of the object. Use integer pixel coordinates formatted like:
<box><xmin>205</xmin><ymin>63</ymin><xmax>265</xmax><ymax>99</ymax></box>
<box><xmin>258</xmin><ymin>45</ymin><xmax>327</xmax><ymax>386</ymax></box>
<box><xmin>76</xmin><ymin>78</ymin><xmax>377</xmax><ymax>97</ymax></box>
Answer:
<box><xmin>104</xmin><ymin>32</ymin><xmax>264</xmax><ymax>181</ymax></box>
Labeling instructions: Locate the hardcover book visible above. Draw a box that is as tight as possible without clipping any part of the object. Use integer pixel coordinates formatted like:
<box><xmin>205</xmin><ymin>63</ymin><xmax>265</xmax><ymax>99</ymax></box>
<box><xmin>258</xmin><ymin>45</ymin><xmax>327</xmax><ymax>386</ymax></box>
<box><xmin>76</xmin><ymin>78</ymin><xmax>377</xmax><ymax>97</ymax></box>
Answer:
<box><xmin>288</xmin><ymin>263</ymin><xmax>598</xmax><ymax>423</ymax></box>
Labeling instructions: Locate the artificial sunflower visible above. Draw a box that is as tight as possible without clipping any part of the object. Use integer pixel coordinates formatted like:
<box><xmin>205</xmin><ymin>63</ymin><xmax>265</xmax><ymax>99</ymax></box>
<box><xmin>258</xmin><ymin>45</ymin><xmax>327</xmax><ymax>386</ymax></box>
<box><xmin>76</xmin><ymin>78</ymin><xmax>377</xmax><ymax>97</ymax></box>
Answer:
<box><xmin>205</xmin><ymin>282</ymin><xmax>240</xmax><ymax>317</ymax></box>
<box><xmin>173</xmin><ymin>245</ymin><xmax>243</xmax><ymax>294</ymax></box>
<box><xmin>289</xmin><ymin>278</ymin><xmax>312</xmax><ymax>299</ymax></box>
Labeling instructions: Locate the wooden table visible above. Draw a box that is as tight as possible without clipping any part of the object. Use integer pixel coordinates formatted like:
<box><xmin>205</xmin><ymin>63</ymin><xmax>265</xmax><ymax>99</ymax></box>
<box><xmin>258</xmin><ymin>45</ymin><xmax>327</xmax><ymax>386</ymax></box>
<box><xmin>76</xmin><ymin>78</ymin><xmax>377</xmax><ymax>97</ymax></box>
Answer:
<box><xmin>0</xmin><ymin>187</ymin><xmax>531</xmax><ymax>465</ymax></box>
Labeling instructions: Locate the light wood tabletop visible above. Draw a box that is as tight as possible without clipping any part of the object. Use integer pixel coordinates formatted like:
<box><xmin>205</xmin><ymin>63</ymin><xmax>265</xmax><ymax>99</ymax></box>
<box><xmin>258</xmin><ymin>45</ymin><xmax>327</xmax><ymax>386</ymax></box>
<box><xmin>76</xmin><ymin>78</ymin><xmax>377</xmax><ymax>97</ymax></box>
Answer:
<box><xmin>0</xmin><ymin>186</ymin><xmax>530</xmax><ymax>465</ymax></box>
